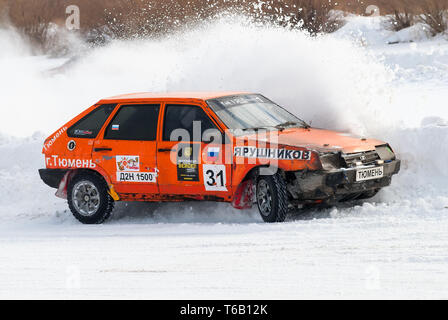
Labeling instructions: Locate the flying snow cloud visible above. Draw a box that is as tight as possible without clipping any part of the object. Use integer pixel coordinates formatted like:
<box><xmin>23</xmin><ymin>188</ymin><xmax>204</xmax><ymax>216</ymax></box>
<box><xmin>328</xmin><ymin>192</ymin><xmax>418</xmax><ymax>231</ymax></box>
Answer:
<box><xmin>0</xmin><ymin>16</ymin><xmax>395</xmax><ymax>138</ymax></box>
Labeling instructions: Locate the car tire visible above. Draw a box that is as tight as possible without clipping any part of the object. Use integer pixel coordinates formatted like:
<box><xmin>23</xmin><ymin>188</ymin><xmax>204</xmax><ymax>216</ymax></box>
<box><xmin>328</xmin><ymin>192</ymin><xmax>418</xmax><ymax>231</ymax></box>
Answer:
<box><xmin>67</xmin><ymin>172</ymin><xmax>114</xmax><ymax>224</ymax></box>
<box><xmin>256</xmin><ymin>172</ymin><xmax>288</xmax><ymax>223</ymax></box>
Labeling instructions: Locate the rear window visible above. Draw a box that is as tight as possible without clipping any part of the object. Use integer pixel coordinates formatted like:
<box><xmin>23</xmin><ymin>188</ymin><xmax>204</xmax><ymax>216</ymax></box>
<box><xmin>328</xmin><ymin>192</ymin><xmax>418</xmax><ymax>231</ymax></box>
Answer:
<box><xmin>67</xmin><ymin>104</ymin><xmax>116</xmax><ymax>139</ymax></box>
<box><xmin>104</xmin><ymin>104</ymin><xmax>160</xmax><ymax>141</ymax></box>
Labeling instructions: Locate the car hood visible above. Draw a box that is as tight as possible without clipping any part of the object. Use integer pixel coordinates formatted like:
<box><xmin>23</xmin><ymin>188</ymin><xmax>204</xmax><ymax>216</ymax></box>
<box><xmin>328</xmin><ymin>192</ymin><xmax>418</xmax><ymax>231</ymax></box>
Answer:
<box><xmin>242</xmin><ymin>127</ymin><xmax>386</xmax><ymax>154</ymax></box>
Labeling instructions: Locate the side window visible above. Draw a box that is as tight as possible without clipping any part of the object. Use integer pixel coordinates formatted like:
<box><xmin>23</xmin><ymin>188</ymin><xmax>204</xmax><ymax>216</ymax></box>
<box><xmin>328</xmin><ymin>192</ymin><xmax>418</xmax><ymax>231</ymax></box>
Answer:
<box><xmin>163</xmin><ymin>105</ymin><xmax>218</xmax><ymax>141</ymax></box>
<box><xmin>67</xmin><ymin>104</ymin><xmax>116</xmax><ymax>139</ymax></box>
<box><xmin>104</xmin><ymin>104</ymin><xmax>160</xmax><ymax>141</ymax></box>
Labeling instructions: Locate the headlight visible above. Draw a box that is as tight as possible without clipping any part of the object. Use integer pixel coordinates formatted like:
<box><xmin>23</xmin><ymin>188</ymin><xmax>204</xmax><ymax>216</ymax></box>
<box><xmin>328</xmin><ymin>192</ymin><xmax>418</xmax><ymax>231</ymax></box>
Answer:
<box><xmin>375</xmin><ymin>144</ymin><xmax>395</xmax><ymax>161</ymax></box>
<box><xmin>319</xmin><ymin>152</ymin><xmax>343</xmax><ymax>170</ymax></box>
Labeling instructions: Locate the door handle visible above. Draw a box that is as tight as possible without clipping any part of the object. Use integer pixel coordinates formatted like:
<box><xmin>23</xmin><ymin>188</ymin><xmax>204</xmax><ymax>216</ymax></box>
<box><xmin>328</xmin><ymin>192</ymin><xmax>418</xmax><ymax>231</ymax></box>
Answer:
<box><xmin>94</xmin><ymin>147</ymin><xmax>113</xmax><ymax>152</ymax></box>
<box><xmin>158</xmin><ymin>148</ymin><xmax>173</xmax><ymax>152</ymax></box>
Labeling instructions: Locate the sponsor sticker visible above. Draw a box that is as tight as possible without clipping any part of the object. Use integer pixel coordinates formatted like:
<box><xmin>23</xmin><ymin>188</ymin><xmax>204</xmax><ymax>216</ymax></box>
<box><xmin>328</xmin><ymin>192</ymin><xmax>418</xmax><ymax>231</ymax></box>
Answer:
<box><xmin>203</xmin><ymin>164</ymin><xmax>227</xmax><ymax>191</ymax></box>
<box><xmin>116</xmin><ymin>156</ymin><xmax>139</xmax><ymax>172</ymax></box>
<box><xmin>43</xmin><ymin>127</ymin><xmax>67</xmax><ymax>151</ymax></box>
<box><xmin>219</xmin><ymin>95</ymin><xmax>265</xmax><ymax>107</ymax></box>
<box><xmin>116</xmin><ymin>171</ymin><xmax>157</xmax><ymax>183</ymax></box>
<box><xmin>46</xmin><ymin>155</ymin><xmax>96</xmax><ymax>168</ymax></box>
<box><xmin>356</xmin><ymin>166</ymin><xmax>384</xmax><ymax>182</ymax></box>
<box><xmin>177</xmin><ymin>162</ymin><xmax>199</xmax><ymax>181</ymax></box>
<box><xmin>73</xmin><ymin>129</ymin><xmax>93</xmax><ymax>136</ymax></box>
<box><xmin>177</xmin><ymin>144</ymin><xmax>199</xmax><ymax>181</ymax></box>
<box><xmin>115</xmin><ymin>156</ymin><xmax>157</xmax><ymax>183</ymax></box>
<box><xmin>67</xmin><ymin>140</ymin><xmax>76</xmax><ymax>151</ymax></box>
<box><xmin>206</xmin><ymin>147</ymin><xmax>220</xmax><ymax>162</ymax></box>
<box><xmin>234</xmin><ymin>146</ymin><xmax>311</xmax><ymax>161</ymax></box>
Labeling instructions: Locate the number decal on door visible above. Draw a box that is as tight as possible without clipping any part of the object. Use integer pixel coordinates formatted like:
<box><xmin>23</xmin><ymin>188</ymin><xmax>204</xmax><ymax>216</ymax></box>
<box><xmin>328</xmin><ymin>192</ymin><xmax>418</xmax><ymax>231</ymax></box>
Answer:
<box><xmin>203</xmin><ymin>164</ymin><xmax>227</xmax><ymax>191</ymax></box>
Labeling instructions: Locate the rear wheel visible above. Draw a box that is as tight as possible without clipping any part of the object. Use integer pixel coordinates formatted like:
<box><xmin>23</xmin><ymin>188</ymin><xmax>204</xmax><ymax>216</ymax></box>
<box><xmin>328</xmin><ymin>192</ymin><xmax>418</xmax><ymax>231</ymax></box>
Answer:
<box><xmin>256</xmin><ymin>172</ymin><xmax>288</xmax><ymax>223</ymax></box>
<box><xmin>67</xmin><ymin>172</ymin><xmax>114</xmax><ymax>224</ymax></box>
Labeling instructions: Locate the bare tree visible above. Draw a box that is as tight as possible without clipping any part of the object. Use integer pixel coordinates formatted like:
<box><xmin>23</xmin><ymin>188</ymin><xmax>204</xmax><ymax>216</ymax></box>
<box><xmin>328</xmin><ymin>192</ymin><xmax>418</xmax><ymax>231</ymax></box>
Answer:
<box><xmin>5</xmin><ymin>0</ymin><xmax>66</xmax><ymax>49</ymax></box>
<box><xmin>250</xmin><ymin>0</ymin><xmax>345</xmax><ymax>35</ymax></box>
<box><xmin>416</xmin><ymin>0</ymin><xmax>448</xmax><ymax>36</ymax></box>
<box><xmin>375</xmin><ymin>0</ymin><xmax>418</xmax><ymax>31</ymax></box>
<box><xmin>289</xmin><ymin>0</ymin><xmax>345</xmax><ymax>34</ymax></box>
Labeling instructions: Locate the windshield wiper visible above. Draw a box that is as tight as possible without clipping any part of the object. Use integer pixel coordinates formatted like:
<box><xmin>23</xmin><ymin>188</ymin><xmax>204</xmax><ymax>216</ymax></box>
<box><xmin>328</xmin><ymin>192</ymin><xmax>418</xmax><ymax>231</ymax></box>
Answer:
<box><xmin>275</xmin><ymin>121</ymin><xmax>298</xmax><ymax>129</ymax></box>
<box><xmin>242</xmin><ymin>127</ymin><xmax>272</xmax><ymax>131</ymax></box>
<box><xmin>276</xmin><ymin>120</ymin><xmax>311</xmax><ymax>130</ymax></box>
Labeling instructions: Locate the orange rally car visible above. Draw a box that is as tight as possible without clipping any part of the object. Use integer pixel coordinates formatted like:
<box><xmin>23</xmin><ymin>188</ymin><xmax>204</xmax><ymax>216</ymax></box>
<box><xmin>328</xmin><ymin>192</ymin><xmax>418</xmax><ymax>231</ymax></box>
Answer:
<box><xmin>39</xmin><ymin>92</ymin><xmax>401</xmax><ymax>224</ymax></box>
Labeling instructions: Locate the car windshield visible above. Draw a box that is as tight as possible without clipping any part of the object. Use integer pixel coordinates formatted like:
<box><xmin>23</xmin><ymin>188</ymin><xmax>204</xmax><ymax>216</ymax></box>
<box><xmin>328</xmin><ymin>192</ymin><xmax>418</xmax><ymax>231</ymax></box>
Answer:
<box><xmin>207</xmin><ymin>94</ymin><xmax>308</xmax><ymax>133</ymax></box>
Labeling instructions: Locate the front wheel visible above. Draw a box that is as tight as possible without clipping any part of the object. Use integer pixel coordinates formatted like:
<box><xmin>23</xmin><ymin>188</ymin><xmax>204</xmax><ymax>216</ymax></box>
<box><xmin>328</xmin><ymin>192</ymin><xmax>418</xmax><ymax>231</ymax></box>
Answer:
<box><xmin>256</xmin><ymin>173</ymin><xmax>288</xmax><ymax>223</ymax></box>
<box><xmin>67</xmin><ymin>172</ymin><xmax>114</xmax><ymax>224</ymax></box>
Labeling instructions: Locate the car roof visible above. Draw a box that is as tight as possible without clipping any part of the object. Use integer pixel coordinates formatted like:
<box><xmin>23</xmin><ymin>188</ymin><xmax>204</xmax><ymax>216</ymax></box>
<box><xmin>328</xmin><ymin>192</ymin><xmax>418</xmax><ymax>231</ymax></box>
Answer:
<box><xmin>98</xmin><ymin>91</ymin><xmax>251</xmax><ymax>104</ymax></box>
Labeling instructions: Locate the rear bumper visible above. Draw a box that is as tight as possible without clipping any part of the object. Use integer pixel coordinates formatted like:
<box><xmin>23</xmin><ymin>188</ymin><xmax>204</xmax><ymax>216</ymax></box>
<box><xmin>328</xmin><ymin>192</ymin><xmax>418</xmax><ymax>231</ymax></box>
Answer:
<box><xmin>288</xmin><ymin>159</ymin><xmax>401</xmax><ymax>203</ymax></box>
<box><xmin>39</xmin><ymin>169</ymin><xmax>68</xmax><ymax>189</ymax></box>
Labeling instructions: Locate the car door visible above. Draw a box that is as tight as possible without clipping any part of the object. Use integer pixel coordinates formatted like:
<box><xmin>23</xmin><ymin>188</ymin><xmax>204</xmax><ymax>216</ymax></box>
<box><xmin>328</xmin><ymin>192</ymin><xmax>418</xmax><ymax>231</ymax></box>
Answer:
<box><xmin>157</xmin><ymin>103</ymin><xmax>231</xmax><ymax>196</ymax></box>
<box><xmin>92</xmin><ymin>103</ymin><xmax>160</xmax><ymax>196</ymax></box>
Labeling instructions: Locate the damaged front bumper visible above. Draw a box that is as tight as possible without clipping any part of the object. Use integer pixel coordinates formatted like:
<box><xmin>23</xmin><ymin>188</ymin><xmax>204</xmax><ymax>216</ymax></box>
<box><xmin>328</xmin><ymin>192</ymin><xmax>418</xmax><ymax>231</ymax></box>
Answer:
<box><xmin>287</xmin><ymin>159</ymin><xmax>401</xmax><ymax>204</ymax></box>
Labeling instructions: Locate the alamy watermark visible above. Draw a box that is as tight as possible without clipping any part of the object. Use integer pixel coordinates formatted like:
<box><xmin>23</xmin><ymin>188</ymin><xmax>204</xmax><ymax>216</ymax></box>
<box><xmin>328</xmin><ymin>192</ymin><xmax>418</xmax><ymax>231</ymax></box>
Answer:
<box><xmin>365</xmin><ymin>265</ymin><xmax>381</xmax><ymax>290</ymax></box>
<box><xmin>65</xmin><ymin>265</ymin><xmax>81</xmax><ymax>290</ymax></box>
<box><xmin>66</xmin><ymin>5</ymin><xmax>80</xmax><ymax>30</ymax></box>
<box><xmin>365</xmin><ymin>5</ymin><xmax>380</xmax><ymax>17</ymax></box>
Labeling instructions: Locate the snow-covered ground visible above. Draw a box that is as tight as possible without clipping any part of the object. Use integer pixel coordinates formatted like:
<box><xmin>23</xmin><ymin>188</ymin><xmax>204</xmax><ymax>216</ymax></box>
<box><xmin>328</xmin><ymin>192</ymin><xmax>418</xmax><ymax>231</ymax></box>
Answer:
<box><xmin>0</xmin><ymin>16</ymin><xmax>448</xmax><ymax>299</ymax></box>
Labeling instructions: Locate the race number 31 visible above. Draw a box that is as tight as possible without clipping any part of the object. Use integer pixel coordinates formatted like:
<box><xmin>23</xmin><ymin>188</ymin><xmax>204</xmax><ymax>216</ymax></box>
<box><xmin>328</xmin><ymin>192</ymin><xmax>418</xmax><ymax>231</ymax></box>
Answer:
<box><xmin>203</xmin><ymin>164</ymin><xmax>227</xmax><ymax>191</ymax></box>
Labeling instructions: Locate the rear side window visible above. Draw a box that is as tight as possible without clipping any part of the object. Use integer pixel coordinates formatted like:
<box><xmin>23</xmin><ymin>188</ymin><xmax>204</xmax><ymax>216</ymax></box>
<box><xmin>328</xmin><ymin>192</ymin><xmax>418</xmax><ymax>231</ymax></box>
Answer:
<box><xmin>163</xmin><ymin>105</ymin><xmax>218</xmax><ymax>141</ymax></box>
<box><xmin>67</xmin><ymin>104</ymin><xmax>116</xmax><ymax>139</ymax></box>
<box><xmin>104</xmin><ymin>104</ymin><xmax>160</xmax><ymax>141</ymax></box>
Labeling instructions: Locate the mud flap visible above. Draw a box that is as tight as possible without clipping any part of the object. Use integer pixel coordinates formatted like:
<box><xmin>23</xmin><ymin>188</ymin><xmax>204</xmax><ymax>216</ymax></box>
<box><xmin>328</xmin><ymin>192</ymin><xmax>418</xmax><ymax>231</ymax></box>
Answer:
<box><xmin>232</xmin><ymin>179</ymin><xmax>254</xmax><ymax>209</ymax></box>
<box><xmin>108</xmin><ymin>185</ymin><xmax>120</xmax><ymax>201</ymax></box>
<box><xmin>55</xmin><ymin>171</ymin><xmax>74</xmax><ymax>199</ymax></box>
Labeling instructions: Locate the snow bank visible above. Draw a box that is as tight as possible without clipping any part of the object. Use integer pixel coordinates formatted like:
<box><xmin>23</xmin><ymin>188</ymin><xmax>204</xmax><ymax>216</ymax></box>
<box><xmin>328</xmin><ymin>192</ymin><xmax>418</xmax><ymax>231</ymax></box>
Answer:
<box><xmin>334</xmin><ymin>15</ymin><xmax>392</xmax><ymax>46</ymax></box>
<box><xmin>334</xmin><ymin>15</ymin><xmax>435</xmax><ymax>46</ymax></box>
